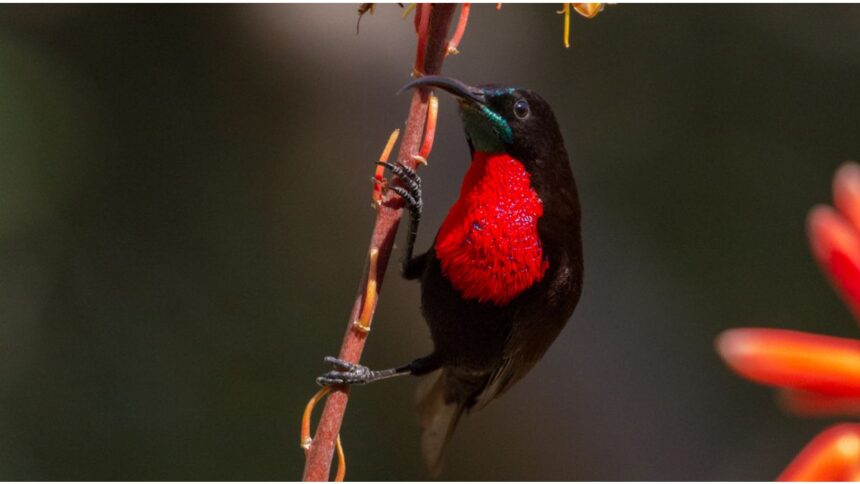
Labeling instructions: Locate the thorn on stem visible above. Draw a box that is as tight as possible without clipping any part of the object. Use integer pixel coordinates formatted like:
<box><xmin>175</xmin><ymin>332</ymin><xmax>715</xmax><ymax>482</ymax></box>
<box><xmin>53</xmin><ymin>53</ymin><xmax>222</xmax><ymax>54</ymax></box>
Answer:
<box><xmin>418</xmin><ymin>93</ymin><xmax>438</xmax><ymax>162</ymax></box>
<box><xmin>559</xmin><ymin>3</ymin><xmax>571</xmax><ymax>48</ymax></box>
<box><xmin>372</xmin><ymin>129</ymin><xmax>401</xmax><ymax>208</ymax></box>
<box><xmin>301</xmin><ymin>384</ymin><xmax>347</xmax><ymax>480</ymax></box>
<box><xmin>352</xmin><ymin>248</ymin><xmax>380</xmax><ymax>333</ymax></box>
<box><xmin>446</xmin><ymin>3</ymin><xmax>470</xmax><ymax>56</ymax></box>
<box><xmin>334</xmin><ymin>435</ymin><xmax>346</xmax><ymax>481</ymax></box>
<box><xmin>301</xmin><ymin>386</ymin><xmax>332</xmax><ymax>450</ymax></box>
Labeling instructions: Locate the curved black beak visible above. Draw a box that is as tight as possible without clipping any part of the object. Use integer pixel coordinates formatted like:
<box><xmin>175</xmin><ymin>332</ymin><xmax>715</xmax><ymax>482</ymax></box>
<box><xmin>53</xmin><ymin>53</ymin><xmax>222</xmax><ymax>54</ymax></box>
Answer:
<box><xmin>398</xmin><ymin>76</ymin><xmax>487</xmax><ymax>106</ymax></box>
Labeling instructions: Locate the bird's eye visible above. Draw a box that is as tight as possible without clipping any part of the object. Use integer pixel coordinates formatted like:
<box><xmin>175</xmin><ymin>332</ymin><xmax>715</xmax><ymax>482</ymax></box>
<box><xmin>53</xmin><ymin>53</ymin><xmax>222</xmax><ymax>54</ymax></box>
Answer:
<box><xmin>513</xmin><ymin>99</ymin><xmax>530</xmax><ymax>119</ymax></box>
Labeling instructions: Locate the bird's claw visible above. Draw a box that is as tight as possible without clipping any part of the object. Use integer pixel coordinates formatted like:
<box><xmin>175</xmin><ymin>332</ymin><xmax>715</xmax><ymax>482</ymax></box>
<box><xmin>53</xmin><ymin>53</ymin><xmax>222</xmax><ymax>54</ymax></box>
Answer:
<box><xmin>323</xmin><ymin>356</ymin><xmax>358</xmax><ymax>370</ymax></box>
<box><xmin>317</xmin><ymin>356</ymin><xmax>374</xmax><ymax>386</ymax></box>
<box><xmin>376</xmin><ymin>161</ymin><xmax>422</xmax><ymax>215</ymax></box>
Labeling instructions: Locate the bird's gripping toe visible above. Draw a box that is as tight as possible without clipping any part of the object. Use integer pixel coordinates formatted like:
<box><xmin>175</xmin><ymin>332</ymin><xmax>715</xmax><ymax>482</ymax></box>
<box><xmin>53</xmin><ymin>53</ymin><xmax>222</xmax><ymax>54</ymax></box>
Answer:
<box><xmin>317</xmin><ymin>356</ymin><xmax>383</xmax><ymax>386</ymax></box>
<box><xmin>316</xmin><ymin>356</ymin><xmax>407</xmax><ymax>386</ymax></box>
<box><xmin>377</xmin><ymin>160</ymin><xmax>422</xmax><ymax>217</ymax></box>
<box><xmin>377</xmin><ymin>160</ymin><xmax>424</xmax><ymax>264</ymax></box>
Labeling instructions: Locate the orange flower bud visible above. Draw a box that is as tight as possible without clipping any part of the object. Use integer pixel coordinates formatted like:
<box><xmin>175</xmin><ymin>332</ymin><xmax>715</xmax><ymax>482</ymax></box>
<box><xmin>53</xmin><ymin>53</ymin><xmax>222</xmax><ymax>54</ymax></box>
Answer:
<box><xmin>717</xmin><ymin>328</ymin><xmax>860</xmax><ymax>397</ymax></box>
<box><xmin>779</xmin><ymin>424</ymin><xmax>860</xmax><ymax>481</ymax></box>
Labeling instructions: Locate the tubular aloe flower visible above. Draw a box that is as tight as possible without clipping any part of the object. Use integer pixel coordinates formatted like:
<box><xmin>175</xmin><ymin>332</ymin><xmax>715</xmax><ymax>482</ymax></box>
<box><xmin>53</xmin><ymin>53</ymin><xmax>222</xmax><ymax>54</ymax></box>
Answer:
<box><xmin>717</xmin><ymin>162</ymin><xmax>860</xmax><ymax>481</ymax></box>
<box><xmin>558</xmin><ymin>3</ymin><xmax>605</xmax><ymax>48</ymax></box>
<box><xmin>778</xmin><ymin>424</ymin><xmax>860</xmax><ymax>481</ymax></box>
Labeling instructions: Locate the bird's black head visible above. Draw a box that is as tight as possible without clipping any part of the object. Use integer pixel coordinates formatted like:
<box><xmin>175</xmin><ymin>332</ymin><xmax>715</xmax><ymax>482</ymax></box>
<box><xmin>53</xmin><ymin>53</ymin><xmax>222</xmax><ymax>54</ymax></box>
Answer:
<box><xmin>401</xmin><ymin>76</ymin><xmax>565</xmax><ymax>162</ymax></box>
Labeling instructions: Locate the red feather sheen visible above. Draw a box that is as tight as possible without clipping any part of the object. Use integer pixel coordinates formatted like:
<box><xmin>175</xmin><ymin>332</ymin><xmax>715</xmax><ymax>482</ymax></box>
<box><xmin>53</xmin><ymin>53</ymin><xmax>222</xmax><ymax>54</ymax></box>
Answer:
<box><xmin>435</xmin><ymin>152</ymin><xmax>548</xmax><ymax>305</ymax></box>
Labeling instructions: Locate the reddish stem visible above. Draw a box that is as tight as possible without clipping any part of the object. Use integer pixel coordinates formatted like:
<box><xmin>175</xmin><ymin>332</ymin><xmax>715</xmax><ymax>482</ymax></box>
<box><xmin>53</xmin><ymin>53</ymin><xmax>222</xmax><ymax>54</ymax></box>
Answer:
<box><xmin>301</xmin><ymin>5</ymin><xmax>457</xmax><ymax>481</ymax></box>
<box><xmin>413</xmin><ymin>4</ymin><xmax>431</xmax><ymax>75</ymax></box>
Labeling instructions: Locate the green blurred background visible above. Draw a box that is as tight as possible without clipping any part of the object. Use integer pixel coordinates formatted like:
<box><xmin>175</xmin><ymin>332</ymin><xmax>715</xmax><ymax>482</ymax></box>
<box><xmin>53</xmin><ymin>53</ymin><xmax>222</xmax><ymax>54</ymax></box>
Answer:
<box><xmin>0</xmin><ymin>3</ymin><xmax>859</xmax><ymax>480</ymax></box>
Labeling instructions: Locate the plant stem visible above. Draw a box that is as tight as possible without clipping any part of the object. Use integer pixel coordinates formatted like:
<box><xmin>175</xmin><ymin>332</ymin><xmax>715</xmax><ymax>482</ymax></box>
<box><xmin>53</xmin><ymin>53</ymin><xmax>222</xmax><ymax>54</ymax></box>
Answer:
<box><xmin>301</xmin><ymin>5</ymin><xmax>457</xmax><ymax>481</ymax></box>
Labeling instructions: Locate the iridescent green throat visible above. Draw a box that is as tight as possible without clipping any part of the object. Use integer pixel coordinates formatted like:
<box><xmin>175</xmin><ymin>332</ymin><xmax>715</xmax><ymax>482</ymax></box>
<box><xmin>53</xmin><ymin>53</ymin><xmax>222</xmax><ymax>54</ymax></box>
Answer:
<box><xmin>458</xmin><ymin>102</ymin><xmax>512</xmax><ymax>153</ymax></box>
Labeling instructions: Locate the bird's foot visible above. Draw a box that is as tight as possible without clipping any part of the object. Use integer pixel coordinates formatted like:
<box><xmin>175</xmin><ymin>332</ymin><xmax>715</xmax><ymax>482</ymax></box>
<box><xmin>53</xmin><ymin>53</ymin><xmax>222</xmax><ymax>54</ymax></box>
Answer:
<box><xmin>377</xmin><ymin>160</ymin><xmax>422</xmax><ymax>216</ymax></box>
<box><xmin>377</xmin><ymin>159</ymin><xmax>423</xmax><ymax>270</ymax></box>
<box><xmin>317</xmin><ymin>356</ymin><xmax>381</xmax><ymax>386</ymax></box>
<box><xmin>317</xmin><ymin>356</ymin><xmax>407</xmax><ymax>386</ymax></box>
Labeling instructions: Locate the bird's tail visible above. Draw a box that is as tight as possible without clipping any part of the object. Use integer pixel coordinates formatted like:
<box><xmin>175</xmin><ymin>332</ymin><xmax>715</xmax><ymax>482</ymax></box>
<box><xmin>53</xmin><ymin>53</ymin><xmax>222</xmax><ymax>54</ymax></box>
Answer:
<box><xmin>415</xmin><ymin>369</ymin><xmax>465</xmax><ymax>477</ymax></box>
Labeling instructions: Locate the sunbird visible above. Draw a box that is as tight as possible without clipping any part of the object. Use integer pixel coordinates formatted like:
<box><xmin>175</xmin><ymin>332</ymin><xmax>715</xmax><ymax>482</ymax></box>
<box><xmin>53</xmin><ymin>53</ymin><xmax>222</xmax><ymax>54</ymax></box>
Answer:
<box><xmin>318</xmin><ymin>76</ymin><xmax>584</xmax><ymax>475</ymax></box>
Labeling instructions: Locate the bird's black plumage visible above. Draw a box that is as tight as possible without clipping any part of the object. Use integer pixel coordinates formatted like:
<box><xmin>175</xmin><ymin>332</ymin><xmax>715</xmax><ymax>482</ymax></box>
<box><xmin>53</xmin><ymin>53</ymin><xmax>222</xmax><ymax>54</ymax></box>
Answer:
<box><xmin>318</xmin><ymin>77</ymin><xmax>583</xmax><ymax>476</ymax></box>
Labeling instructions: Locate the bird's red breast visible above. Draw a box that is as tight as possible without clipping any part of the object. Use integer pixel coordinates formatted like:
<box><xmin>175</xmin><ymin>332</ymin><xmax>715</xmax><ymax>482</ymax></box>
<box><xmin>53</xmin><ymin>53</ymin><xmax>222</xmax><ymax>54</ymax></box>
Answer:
<box><xmin>435</xmin><ymin>152</ymin><xmax>548</xmax><ymax>306</ymax></box>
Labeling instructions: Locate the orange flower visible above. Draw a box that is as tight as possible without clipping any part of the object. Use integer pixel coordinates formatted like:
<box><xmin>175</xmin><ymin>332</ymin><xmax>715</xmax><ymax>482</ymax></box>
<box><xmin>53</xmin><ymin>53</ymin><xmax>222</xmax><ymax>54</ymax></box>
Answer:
<box><xmin>778</xmin><ymin>424</ymin><xmax>860</xmax><ymax>481</ymax></box>
<box><xmin>558</xmin><ymin>3</ymin><xmax>605</xmax><ymax>48</ymax></box>
<box><xmin>716</xmin><ymin>162</ymin><xmax>860</xmax><ymax>481</ymax></box>
<box><xmin>717</xmin><ymin>328</ymin><xmax>860</xmax><ymax>397</ymax></box>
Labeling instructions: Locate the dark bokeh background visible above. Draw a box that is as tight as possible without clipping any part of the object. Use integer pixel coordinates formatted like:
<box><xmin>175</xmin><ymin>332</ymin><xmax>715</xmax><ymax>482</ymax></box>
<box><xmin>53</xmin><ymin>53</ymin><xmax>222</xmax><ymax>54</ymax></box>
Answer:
<box><xmin>0</xmin><ymin>4</ymin><xmax>859</xmax><ymax>480</ymax></box>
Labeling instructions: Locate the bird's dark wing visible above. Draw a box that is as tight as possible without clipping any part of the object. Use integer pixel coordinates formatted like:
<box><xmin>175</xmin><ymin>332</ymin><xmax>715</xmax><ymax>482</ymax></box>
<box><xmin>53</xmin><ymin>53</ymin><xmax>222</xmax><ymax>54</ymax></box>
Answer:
<box><xmin>471</xmin><ymin>254</ymin><xmax>580</xmax><ymax>410</ymax></box>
